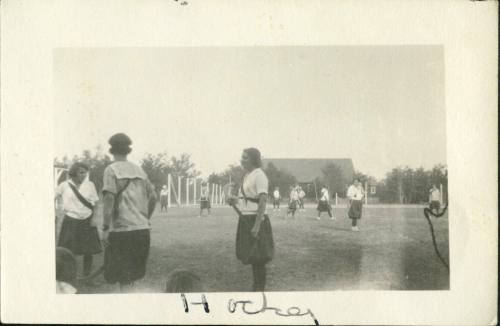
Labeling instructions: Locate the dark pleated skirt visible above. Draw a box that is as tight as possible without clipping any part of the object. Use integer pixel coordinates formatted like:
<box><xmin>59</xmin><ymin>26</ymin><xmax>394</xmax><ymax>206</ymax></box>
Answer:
<box><xmin>429</xmin><ymin>200</ymin><xmax>441</xmax><ymax>211</ymax></box>
<box><xmin>58</xmin><ymin>215</ymin><xmax>102</xmax><ymax>255</ymax></box>
<box><xmin>317</xmin><ymin>200</ymin><xmax>331</xmax><ymax>212</ymax></box>
<box><xmin>288</xmin><ymin>200</ymin><xmax>297</xmax><ymax>211</ymax></box>
<box><xmin>348</xmin><ymin>200</ymin><xmax>363</xmax><ymax>219</ymax></box>
<box><xmin>236</xmin><ymin>214</ymin><xmax>274</xmax><ymax>265</ymax></box>
<box><xmin>104</xmin><ymin>229</ymin><xmax>150</xmax><ymax>284</ymax></box>
<box><xmin>200</xmin><ymin>199</ymin><xmax>211</xmax><ymax>209</ymax></box>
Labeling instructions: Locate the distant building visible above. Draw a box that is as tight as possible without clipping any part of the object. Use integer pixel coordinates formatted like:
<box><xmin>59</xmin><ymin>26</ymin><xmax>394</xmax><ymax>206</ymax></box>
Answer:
<box><xmin>261</xmin><ymin>158</ymin><xmax>355</xmax><ymax>184</ymax></box>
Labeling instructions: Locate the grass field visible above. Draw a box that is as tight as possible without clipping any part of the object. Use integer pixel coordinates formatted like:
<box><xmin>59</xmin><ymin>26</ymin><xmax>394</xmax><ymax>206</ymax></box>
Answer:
<box><xmin>74</xmin><ymin>204</ymin><xmax>449</xmax><ymax>293</ymax></box>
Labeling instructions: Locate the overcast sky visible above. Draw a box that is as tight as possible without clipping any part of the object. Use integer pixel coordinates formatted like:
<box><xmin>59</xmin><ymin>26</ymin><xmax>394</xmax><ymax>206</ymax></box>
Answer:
<box><xmin>54</xmin><ymin>46</ymin><xmax>446</xmax><ymax>179</ymax></box>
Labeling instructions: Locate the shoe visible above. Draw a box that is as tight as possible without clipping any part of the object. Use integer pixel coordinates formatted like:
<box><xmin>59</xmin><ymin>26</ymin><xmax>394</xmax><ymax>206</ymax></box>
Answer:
<box><xmin>351</xmin><ymin>226</ymin><xmax>359</xmax><ymax>231</ymax></box>
<box><xmin>316</xmin><ymin>217</ymin><xmax>320</xmax><ymax>220</ymax></box>
<box><xmin>197</xmin><ymin>215</ymin><xmax>201</xmax><ymax>218</ymax></box>
<box><xmin>330</xmin><ymin>217</ymin><xmax>336</xmax><ymax>220</ymax></box>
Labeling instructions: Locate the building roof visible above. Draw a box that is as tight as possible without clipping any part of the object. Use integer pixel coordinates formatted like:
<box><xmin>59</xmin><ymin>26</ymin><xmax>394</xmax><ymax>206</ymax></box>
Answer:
<box><xmin>262</xmin><ymin>158</ymin><xmax>355</xmax><ymax>183</ymax></box>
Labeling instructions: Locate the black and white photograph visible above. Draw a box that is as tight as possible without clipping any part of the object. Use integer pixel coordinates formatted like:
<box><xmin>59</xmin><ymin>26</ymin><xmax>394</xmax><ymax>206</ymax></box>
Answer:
<box><xmin>1</xmin><ymin>1</ymin><xmax>497</xmax><ymax>325</ymax></box>
<box><xmin>53</xmin><ymin>46</ymin><xmax>449</xmax><ymax>294</ymax></box>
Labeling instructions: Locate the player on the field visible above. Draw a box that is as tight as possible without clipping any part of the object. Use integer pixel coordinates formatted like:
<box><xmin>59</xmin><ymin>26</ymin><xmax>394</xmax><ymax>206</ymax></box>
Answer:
<box><xmin>317</xmin><ymin>186</ymin><xmax>334</xmax><ymax>220</ymax></box>
<box><xmin>287</xmin><ymin>186</ymin><xmax>299</xmax><ymax>218</ymax></box>
<box><xmin>272</xmin><ymin>186</ymin><xmax>281</xmax><ymax>210</ymax></box>
<box><xmin>227</xmin><ymin>147</ymin><xmax>274</xmax><ymax>291</ymax></box>
<box><xmin>199</xmin><ymin>182</ymin><xmax>211</xmax><ymax>217</ymax></box>
<box><xmin>347</xmin><ymin>179</ymin><xmax>364</xmax><ymax>231</ymax></box>
<box><xmin>160</xmin><ymin>185</ymin><xmax>169</xmax><ymax>213</ymax></box>
<box><xmin>298</xmin><ymin>186</ymin><xmax>306</xmax><ymax>211</ymax></box>
<box><xmin>55</xmin><ymin>162</ymin><xmax>101</xmax><ymax>277</ymax></box>
<box><xmin>429</xmin><ymin>184</ymin><xmax>441</xmax><ymax>214</ymax></box>
<box><xmin>101</xmin><ymin>133</ymin><xmax>157</xmax><ymax>292</ymax></box>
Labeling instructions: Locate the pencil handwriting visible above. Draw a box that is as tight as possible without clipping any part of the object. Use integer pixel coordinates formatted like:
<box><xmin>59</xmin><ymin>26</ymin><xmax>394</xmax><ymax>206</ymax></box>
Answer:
<box><xmin>228</xmin><ymin>292</ymin><xmax>319</xmax><ymax>326</ymax></box>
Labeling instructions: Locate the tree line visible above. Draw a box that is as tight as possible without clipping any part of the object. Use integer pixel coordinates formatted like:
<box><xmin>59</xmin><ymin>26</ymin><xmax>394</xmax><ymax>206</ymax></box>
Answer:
<box><xmin>54</xmin><ymin>146</ymin><xmax>201</xmax><ymax>196</ymax></box>
<box><xmin>55</xmin><ymin>147</ymin><xmax>447</xmax><ymax>204</ymax></box>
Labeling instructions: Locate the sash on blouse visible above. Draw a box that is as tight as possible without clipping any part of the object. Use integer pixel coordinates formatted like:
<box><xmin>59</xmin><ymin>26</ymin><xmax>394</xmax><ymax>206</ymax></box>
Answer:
<box><xmin>113</xmin><ymin>179</ymin><xmax>131</xmax><ymax>219</ymax></box>
<box><xmin>68</xmin><ymin>183</ymin><xmax>94</xmax><ymax>211</ymax></box>
<box><xmin>240</xmin><ymin>185</ymin><xmax>260</xmax><ymax>204</ymax></box>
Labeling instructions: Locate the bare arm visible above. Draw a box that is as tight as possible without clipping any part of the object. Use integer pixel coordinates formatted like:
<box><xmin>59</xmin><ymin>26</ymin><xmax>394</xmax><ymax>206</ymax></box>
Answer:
<box><xmin>102</xmin><ymin>192</ymin><xmax>115</xmax><ymax>229</ymax></box>
<box><xmin>254</xmin><ymin>193</ymin><xmax>267</xmax><ymax>229</ymax></box>
<box><xmin>147</xmin><ymin>193</ymin><xmax>157</xmax><ymax>219</ymax></box>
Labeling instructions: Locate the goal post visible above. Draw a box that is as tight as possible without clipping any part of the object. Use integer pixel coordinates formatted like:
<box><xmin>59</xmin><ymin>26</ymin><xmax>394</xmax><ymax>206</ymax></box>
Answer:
<box><xmin>165</xmin><ymin>173</ymin><xmax>224</xmax><ymax>207</ymax></box>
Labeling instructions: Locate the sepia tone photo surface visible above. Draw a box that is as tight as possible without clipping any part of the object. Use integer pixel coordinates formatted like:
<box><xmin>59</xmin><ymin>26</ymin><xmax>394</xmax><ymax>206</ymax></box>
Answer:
<box><xmin>1</xmin><ymin>1</ymin><xmax>497</xmax><ymax>325</ymax></box>
<box><xmin>53</xmin><ymin>46</ymin><xmax>449</xmax><ymax>294</ymax></box>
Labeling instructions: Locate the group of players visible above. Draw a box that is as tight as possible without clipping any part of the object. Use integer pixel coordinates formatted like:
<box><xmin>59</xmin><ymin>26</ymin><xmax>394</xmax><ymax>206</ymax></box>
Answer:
<box><xmin>54</xmin><ymin>132</ymin><xmax>445</xmax><ymax>294</ymax></box>
<box><xmin>158</xmin><ymin>178</ymin><xmax>368</xmax><ymax>232</ymax></box>
<box><xmin>271</xmin><ymin>180</ymin><xmax>365</xmax><ymax>231</ymax></box>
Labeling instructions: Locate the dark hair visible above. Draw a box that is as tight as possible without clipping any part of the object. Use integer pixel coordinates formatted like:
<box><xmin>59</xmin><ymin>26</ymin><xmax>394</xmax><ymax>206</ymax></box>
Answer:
<box><xmin>56</xmin><ymin>247</ymin><xmax>77</xmax><ymax>283</ymax></box>
<box><xmin>68</xmin><ymin>162</ymin><xmax>89</xmax><ymax>178</ymax></box>
<box><xmin>108</xmin><ymin>133</ymin><xmax>132</xmax><ymax>155</ymax></box>
<box><xmin>165</xmin><ymin>269</ymin><xmax>203</xmax><ymax>293</ymax></box>
<box><xmin>243</xmin><ymin>147</ymin><xmax>262</xmax><ymax>168</ymax></box>
<box><xmin>353</xmin><ymin>178</ymin><xmax>360</xmax><ymax>183</ymax></box>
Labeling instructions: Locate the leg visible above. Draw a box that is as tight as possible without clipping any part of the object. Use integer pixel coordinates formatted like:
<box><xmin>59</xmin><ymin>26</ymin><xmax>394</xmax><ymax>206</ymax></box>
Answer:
<box><xmin>83</xmin><ymin>254</ymin><xmax>93</xmax><ymax>276</ymax></box>
<box><xmin>328</xmin><ymin>207</ymin><xmax>333</xmax><ymax>219</ymax></box>
<box><xmin>119</xmin><ymin>230</ymin><xmax>150</xmax><ymax>292</ymax></box>
<box><xmin>251</xmin><ymin>263</ymin><xmax>267</xmax><ymax>291</ymax></box>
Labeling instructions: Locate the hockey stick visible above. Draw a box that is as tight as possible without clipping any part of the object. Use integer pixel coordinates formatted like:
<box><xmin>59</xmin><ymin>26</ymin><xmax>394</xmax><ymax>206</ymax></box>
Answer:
<box><xmin>423</xmin><ymin>203</ymin><xmax>449</xmax><ymax>270</ymax></box>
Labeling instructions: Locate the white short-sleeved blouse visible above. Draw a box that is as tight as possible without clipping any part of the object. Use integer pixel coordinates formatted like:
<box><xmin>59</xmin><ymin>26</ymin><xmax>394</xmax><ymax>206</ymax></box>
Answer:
<box><xmin>239</xmin><ymin>168</ymin><xmax>269</xmax><ymax>215</ymax></box>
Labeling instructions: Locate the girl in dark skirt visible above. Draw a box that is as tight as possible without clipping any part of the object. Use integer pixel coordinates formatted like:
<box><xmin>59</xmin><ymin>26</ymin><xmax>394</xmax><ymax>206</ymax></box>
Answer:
<box><xmin>287</xmin><ymin>186</ymin><xmax>299</xmax><ymax>218</ymax></box>
<box><xmin>101</xmin><ymin>133</ymin><xmax>158</xmax><ymax>293</ymax></box>
<box><xmin>317</xmin><ymin>186</ymin><xmax>334</xmax><ymax>220</ymax></box>
<box><xmin>228</xmin><ymin>148</ymin><xmax>274</xmax><ymax>291</ymax></box>
<box><xmin>199</xmin><ymin>182</ymin><xmax>211</xmax><ymax>217</ymax></box>
<box><xmin>347</xmin><ymin>179</ymin><xmax>364</xmax><ymax>231</ymax></box>
<box><xmin>272</xmin><ymin>186</ymin><xmax>281</xmax><ymax>211</ymax></box>
<box><xmin>160</xmin><ymin>185</ymin><xmax>169</xmax><ymax>213</ymax></box>
<box><xmin>55</xmin><ymin>162</ymin><xmax>101</xmax><ymax>276</ymax></box>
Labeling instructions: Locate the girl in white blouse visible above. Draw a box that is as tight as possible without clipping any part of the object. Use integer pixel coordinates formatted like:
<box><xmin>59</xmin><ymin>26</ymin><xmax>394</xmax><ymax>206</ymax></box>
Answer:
<box><xmin>317</xmin><ymin>186</ymin><xmax>334</xmax><ymax>220</ymax></box>
<box><xmin>347</xmin><ymin>179</ymin><xmax>365</xmax><ymax>231</ymax></box>
<box><xmin>228</xmin><ymin>148</ymin><xmax>274</xmax><ymax>291</ymax></box>
<box><xmin>55</xmin><ymin>162</ymin><xmax>101</xmax><ymax>276</ymax></box>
